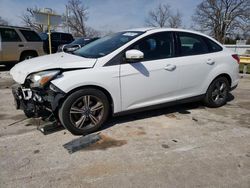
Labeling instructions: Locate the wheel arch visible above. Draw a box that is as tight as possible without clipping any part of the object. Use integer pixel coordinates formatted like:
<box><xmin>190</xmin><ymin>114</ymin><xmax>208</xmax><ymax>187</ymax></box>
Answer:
<box><xmin>212</xmin><ymin>73</ymin><xmax>232</xmax><ymax>86</ymax></box>
<box><xmin>19</xmin><ymin>50</ymin><xmax>38</xmax><ymax>61</ymax></box>
<box><xmin>60</xmin><ymin>85</ymin><xmax>115</xmax><ymax>115</ymax></box>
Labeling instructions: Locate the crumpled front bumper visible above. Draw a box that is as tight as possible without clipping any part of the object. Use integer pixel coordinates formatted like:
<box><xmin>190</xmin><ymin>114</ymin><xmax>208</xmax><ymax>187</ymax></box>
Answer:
<box><xmin>11</xmin><ymin>83</ymin><xmax>65</xmax><ymax>119</ymax></box>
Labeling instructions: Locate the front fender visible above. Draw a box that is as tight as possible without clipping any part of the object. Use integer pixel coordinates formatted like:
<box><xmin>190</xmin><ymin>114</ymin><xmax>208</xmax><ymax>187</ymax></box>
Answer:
<box><xmin>51</xmin><ymin>67</ymin><xmax>121</xmax><ymax>113</ymax></box>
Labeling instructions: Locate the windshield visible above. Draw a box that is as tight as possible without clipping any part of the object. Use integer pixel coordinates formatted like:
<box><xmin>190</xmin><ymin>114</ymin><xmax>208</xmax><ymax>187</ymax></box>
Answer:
<box><xmin>71</xmin><ymin>38</ymin><xmax>85</xmax><ymax>45</ymax></box>
<box><xmin>73</xmin><ymin>31</ymin><xmax>144</xmax><ymax>58</ymax></box>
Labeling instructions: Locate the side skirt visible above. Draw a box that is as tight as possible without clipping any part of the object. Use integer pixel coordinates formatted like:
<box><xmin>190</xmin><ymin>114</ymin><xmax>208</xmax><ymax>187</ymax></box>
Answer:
<box><xmin>113</xmin><ymin>94</ymin><xmax>205</xmax><ymax>117</ymax></box>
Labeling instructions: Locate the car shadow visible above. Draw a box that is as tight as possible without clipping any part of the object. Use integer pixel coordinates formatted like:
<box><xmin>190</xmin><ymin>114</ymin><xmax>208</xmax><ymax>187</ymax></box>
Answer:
<box><xmin>99</xmin><ymin>101</ymin><xmax>205</xmax><ymax>132</ymax></box>
<box><xmin>100</xmin><ymin>93</ymin><xmax>235</xmax><ymax>132</ymax></box>
<box><xmin>39</xmin><ymin>94</ymin><xmax>236</xmax><ymax>136</ymax></box>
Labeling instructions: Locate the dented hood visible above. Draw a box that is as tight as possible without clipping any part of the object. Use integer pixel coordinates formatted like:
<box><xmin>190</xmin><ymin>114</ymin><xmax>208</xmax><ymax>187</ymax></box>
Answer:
<box><xmin>10</xmin><ymin>52</ymin><xmax>97</xmax><ymax>84</ymax></box>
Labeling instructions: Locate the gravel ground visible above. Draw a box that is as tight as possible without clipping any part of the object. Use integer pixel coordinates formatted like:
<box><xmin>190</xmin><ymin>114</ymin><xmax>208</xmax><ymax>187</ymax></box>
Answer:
<box><xmin>0</xmin><ymin>71</ymin><xmax>249</xmax><ymax>188</ymax></box>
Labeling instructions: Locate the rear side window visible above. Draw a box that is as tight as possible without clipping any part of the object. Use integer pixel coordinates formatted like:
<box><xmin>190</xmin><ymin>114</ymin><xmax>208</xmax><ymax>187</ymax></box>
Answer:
<box><xmin>61</xmin><ymin>34</ymin><xmax>73</xmax><ymax>42</ymax></box>
<box><xmin>19</xmin><ymin>30</ymin><xmax>41</xmax><ymax>42</ymax></box>
<box><xmin>131</xmin><ymin>32</ymin><xmax>174</xmax><ymax>61</ymax></box>
<box><xmin>178</xmin><ymin>32</ymin><xmax>209</xmax><ymax>56</ymax></box>
<box><xmin>0</xmin><ymin>28</ymin><xmax>21</xmax><ymax>42</ymax></box>
<box><xmin>205</xmin><ymin>38</ymin><xmax>223</xmax><ymax>52</ymax></box>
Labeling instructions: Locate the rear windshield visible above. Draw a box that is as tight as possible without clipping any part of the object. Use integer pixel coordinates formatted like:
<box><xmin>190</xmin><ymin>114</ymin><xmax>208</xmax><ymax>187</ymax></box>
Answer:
<box><xmin>20</xmin><ymin>30</ymin><xmax>41</xmax><ymax>42</ymax></box>
<box><xmin>74</xmin><ymin>31</ymin><xmax>144</xmax><ymax>58</ymax></box>
<box><xmin>39</xmin><ymin>33</ymin><xmax>48</xmax><ymax>40</ymax></box>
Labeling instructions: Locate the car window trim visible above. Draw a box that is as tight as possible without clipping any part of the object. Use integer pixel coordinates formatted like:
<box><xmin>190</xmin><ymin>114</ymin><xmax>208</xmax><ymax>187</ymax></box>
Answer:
<box><xmin>0</xmin><ymin>28</ymin><xmax>22</xmax><ymax>42</ymax></box>
<box><xmin>175</xmin><ymin>31</ymin><xmax>211</xmax><ymax>57</ymax></box>
<box><xmin>104</xmin><ymin>31</ymin><xmax>176</xmax><ymax>66</ymax></box>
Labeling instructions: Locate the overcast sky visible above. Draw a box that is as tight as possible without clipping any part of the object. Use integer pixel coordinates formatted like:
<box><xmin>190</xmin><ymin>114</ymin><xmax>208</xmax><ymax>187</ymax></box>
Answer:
<box><xmin>0</xmin><ymin>0</ymin><xmax>201</xmax><ymax>32</ymax></box>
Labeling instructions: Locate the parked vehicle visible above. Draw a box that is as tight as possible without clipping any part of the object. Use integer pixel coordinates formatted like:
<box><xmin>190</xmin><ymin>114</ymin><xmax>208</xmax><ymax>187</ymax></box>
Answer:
<box><xmin>0</xmin><ymin>25</ymin><xmax>45</xmax><ymax>66</ymax></box>
<box><xmin>39</xmin><ymin>32</ymin><xmax>74</xmax><ymax>54</ymax></box>
<box><xmin>10</xmin><ymin>28</ymin><xmax>240</xmax><ymax>135</ymax></box>
<box><xmin>57</xmin><ymin>37</ymin><xmax>99</xmax><ymax>53</ymax></box>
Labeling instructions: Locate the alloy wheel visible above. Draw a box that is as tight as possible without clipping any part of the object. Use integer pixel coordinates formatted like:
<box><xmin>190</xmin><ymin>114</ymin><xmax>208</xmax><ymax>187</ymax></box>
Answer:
<box><xmin>211</xmin><ymin>81</ymin><xmax>227</xmax><ymax>104</ymax></box>
<box><xmin>69</xmin><ymin>95</ymin><xmax>104</xmax><ymax>129</ymax></box>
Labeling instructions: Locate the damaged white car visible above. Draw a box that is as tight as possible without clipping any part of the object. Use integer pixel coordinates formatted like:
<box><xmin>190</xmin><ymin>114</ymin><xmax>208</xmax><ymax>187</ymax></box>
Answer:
<box><xmin>10</xmin><ymin>28</ymin><xmax>239</xmax><ymax>135</ymax></box>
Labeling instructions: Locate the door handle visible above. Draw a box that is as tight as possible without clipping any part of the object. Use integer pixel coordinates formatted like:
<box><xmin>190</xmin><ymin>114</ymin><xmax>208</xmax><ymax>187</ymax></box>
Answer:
<box><xmin>206</xmin><ymin>59</ymin><xmax>215</xmax><ymax>65</ymax></box>
<box><xmin>164</xmin><ymin>64</ymin><xmax>176</xmax><ymax>71</ymax></box>
<box><xmin>18</xmin><ymin>44</ymin><xmax>24</xmax><ymax>47</ymax></box>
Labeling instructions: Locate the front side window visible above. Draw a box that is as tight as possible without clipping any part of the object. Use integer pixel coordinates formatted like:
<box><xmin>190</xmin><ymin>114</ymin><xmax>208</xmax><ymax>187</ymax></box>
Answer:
<box><xmin>130</xmin><ymin>32</ymin><xmax>174</xmax><ymax>61</ymax></box>
<box><xmin>0</xmin><ymin>28</ymin><xmax>21</xmax><ymax>42</ymax></box>
<box><xmin>74</xmin><ymin>31</ymin><xmax>144</xmax><ymax>58</ymax></box>
<box><xmin>20</xmin><ymin>30</ymin><xmax>41</xmax><ymax>42</ymax></box>
<box><xmin>178</xmin><ymin>32</ymin><xmax>209</xmax><ymax>56</ymax></box>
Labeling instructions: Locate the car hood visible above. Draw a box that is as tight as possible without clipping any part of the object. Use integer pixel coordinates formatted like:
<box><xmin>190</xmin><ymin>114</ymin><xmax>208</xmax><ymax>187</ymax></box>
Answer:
<box><xmin>10</xmin><ymin>52</ymin><xmax>97</xmax><ymax>84</ymax></box>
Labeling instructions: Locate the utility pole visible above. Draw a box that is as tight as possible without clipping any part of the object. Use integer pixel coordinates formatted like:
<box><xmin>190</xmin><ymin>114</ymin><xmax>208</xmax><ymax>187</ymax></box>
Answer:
<box><xmin>66</xmin><ymin>5</ymin><xmax>70</xmax><ymax>33</ymax></box>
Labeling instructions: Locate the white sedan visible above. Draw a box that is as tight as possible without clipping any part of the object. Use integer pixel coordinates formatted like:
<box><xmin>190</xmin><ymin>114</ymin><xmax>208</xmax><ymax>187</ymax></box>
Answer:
<box><xmin>10</xmin><ymin>28</ymin><xmax>240</xmax><ymax>135</ymax></box>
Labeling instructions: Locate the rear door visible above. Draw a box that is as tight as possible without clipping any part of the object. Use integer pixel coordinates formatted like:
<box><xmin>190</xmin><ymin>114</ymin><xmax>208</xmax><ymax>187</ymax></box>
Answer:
<box><xmin>0</xmin><ymin>28</ymin><xmax>23</xmax><ymax>61</ymax></box>
<box><xmin>51</xmin><ymin>33</ymin><xmax>61</xmax><ymax>53</ymax></box>
<box><xmin>174</xmin><ymin>32</ymin><xmax>215</xmax><ymax>98</ymax></box>
<box><xmin>18</xmin><ymin>29</ymin><xmax>44</xmax><ymax>56</ymax></box>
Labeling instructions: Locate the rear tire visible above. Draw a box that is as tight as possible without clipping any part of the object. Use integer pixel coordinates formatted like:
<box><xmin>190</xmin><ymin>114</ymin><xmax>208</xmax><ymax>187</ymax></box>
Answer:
<box><xmin>59</xmin><ymin>88</ymin><xmax>110</xmax><ymax>135</ymax></box>
<box><xmin>204</xmin><ymin>77</ymin><xmax>230</xmax><ymax>108</ymax></box>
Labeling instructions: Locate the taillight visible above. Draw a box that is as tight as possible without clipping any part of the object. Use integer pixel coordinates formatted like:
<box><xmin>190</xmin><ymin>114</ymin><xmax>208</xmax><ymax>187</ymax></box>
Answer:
<box><xmin>232</xmin><ymin>54</ymin><xmax>240</xmax><ymax>64</ymax></box>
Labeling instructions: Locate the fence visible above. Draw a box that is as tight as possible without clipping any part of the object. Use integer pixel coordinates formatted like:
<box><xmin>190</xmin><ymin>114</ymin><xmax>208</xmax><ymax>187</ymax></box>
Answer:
<box><xmin>224</xmin><ymin>45</ymin><xmax>250</xmax><ymax>55</ymax></box>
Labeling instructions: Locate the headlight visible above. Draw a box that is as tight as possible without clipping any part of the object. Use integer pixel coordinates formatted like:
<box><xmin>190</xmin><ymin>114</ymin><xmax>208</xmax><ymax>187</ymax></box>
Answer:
<box><xmin>28</xmin><ymin>70</ymin><xmax>60</xmax><ymax>88</ymax></box>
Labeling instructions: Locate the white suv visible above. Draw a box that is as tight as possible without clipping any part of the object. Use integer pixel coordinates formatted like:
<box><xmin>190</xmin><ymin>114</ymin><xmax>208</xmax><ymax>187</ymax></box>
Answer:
<box><xmin>10</xmin><ymin>28</ymin><xmax>240</xmax><ymax>135</ymax></box>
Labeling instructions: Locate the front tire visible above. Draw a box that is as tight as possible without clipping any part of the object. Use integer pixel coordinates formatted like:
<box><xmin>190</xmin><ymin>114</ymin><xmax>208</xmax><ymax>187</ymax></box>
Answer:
<box><xmin>59</xmin><ymin>88</ymin><xmax>110</xmax><ymax>135</ymax></box>
<box><xmin>204</xmin><ymin>77</ymin><xmax>230</xmax><ymax>108</ymax></box>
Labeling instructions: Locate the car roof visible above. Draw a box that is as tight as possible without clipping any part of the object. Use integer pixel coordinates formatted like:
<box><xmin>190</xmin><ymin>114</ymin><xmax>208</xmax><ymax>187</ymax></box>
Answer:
<box><xmin>123</xmin><ymin>27</ymin><xmax>220</xmax><ymax>44</ymax></box>
<box><xmin>124</xmin><ymin>27</ymin><xmax>208</xmax><ymax>36</ymax></box>
<box><xmin>39</xmin><ymin>32</ymin><xmax>73</xmax><ymax>35</ymax></box>
<box><xmin>0</xmin><ymin>25</ymin><xmax>32</xmax><ymax>30</ymax></box>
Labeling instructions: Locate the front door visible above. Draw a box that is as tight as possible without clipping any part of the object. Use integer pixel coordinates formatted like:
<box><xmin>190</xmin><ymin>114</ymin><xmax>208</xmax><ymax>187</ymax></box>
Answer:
<box><xmin>120</xmin><ymin>32</ymin><xmax>181</xmax><ymax>111</ymax></box>
<box><xmin>0</xmin><ymin>28</ymin><xmax>23</xmax><ymax>62</ymax></box>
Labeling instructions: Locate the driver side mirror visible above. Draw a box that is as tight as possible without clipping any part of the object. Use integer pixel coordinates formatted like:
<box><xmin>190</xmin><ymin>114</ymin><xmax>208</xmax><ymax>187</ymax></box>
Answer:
<box><xmin>125</xmin><ymin>49</ymin><xmax>144</xmax><ymax>63</ymax></box>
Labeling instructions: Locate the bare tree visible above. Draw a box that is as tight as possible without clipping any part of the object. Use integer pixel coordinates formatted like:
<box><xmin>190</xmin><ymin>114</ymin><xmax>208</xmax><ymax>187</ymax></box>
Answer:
<box><xmin>21</xmin><ymin>7</ymin><xmax>44</xmax><ymax>32</ymax></box>
<box><xmin>64</xmin><ymin>0</ymin><xmax>88</xmax><ymax>37</ymax></box>
<box><xmin>193</xmin><ymin>0</ymin><xmax>250</xmax><ymax>43</ymax></box>
<box><xmin>85</xmin><ymin>27</ymin><xmax>100</xmax><ymax>38</ymax></box>
<box><xmin>0</xmin><ymin>16</ymin><xmax>8</xmax><ymax>25</ymax></box>
<box><xmin>145</xmin><ymin>4</ymin><xmax>171</xmax><ymax>27</ymax></box>
<box><xmin>145</xmin><ymin>4</ymin><xmax>183</xmax><ymax>28</ymax></box>
<box><xmin>168</xmin><ymin>10</ymin><xmax>182</xmax><ymax>28</ymax></box>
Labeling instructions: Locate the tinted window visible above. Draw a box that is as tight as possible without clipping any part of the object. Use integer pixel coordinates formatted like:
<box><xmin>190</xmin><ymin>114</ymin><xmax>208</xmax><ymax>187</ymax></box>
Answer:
<box><xmin>20</xmin><ymin>30</ymin><xmax>41</xmax><ymax>41</ymax></box>
<box><xmin>39</xmin><ymin>33</ymin><xmax>48</xmax><ymax>40</ymax></box>
<box><xmin>51</xmin><ymin>33</ymin><xmax>60</xmax><ymax>41</ymax></box>
<box><xmin>71</xmin><ymin>38</ymin><xmax>85</xmax><ymax>45</ymax></box>
<box><xmin>74</xmin><ymin>31</ymin><xmax>143</xmax><ymax>58</ymax></box>
<box><xmin>130</xmin><ymin>32</ymin><xmax>173</xmax><ymax>61</ymax></box>
<box><xmin>61</xmin><ymin>34</ymin><xmax>73</xmax><ymax>42</ymax></box>
<box><xmin>0</xmin><ymin>28</ymin><xmax>21</xmax><ymax>42</ymax></box>
<box><xmin>205</xmin><ymin>38</ymin><xmax>223</xmax><ymax>52</ymax></box>
<box><xmin>178</xmin><ymin>32</ymin><xmax>209</xmax><ymax>56</ymax></box>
